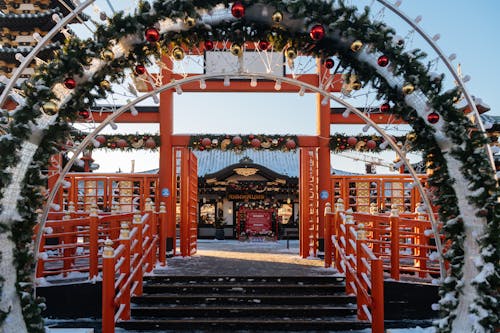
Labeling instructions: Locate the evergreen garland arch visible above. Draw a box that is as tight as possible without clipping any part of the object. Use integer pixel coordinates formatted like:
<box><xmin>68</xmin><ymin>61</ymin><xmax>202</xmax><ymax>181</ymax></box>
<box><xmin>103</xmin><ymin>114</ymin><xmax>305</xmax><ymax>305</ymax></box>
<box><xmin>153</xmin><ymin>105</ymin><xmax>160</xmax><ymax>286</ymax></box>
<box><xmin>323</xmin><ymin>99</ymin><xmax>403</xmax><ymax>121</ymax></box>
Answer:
<box><xmin>0</xmin><ymin>1</ymin><xmax>498</xmax><ymax>332</ymax></box>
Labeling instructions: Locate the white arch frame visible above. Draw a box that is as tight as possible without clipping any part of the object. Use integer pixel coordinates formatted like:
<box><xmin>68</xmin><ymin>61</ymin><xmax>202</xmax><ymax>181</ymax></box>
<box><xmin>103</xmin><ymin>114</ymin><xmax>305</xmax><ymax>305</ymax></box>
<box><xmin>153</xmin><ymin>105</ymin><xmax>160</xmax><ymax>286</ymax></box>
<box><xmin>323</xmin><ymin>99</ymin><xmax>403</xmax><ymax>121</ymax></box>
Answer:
<box><xmin>35</xmin><ymin>71</ymin><xmax>447</xmax><ymax>280</ymax></box>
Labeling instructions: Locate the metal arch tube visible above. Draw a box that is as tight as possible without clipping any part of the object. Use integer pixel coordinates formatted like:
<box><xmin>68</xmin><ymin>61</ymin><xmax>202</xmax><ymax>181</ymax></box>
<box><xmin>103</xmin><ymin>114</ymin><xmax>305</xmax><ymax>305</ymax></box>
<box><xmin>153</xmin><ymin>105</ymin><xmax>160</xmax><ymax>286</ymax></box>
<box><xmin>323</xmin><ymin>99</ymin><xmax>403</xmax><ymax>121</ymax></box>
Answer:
<box><xmin>34</xmin><ymin>71</ymin><xmax>445</xmax><ymax>281</ymax></box>
<box><xmin>376</xmin><ymin>0</ymin><xmax>497</xmax><ymax>173</ymax></box>
<box><xmin>0</xmin><ymin>0</ymin><xmax>95</xmax><ymax>108</ymax></box>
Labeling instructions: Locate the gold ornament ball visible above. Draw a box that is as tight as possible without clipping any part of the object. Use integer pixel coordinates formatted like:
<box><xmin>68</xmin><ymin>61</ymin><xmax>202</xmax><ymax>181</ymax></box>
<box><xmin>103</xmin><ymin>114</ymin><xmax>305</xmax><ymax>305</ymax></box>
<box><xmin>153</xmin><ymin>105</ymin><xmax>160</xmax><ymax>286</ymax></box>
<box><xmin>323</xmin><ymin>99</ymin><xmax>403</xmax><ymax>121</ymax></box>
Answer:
<box><xmin>184</xmin><ymin>16</ymin><xmax>196</xmax><ymax>28</ymax></box>
<box><xmin>172</xmin><ymin>47</ymin><xmax>185</xmax><ymax>61</ymax></box>
<box><xmin>285</xmin><ymin>47</ymin><xmax>297</xmax><ymax>60</ymax></box>
<box><xmin>350</xmin><ymin>40</ymin><xmax>363</xmax><ymax>52</ymax></box>
<box><xmin>100</xmin><ymin>80</ymin><xmax>111</xmax><ymax>90</ymax></box>
<box><xmin>351</xmin><ymin>81</ymin><xmax>362</xmax><ymax>90</ymax></box>
<box><xmin>406</xmin><ymin>132</ymin><xmax>417</xmax><ymax>141</ymax></box>
<box><xmin>230</xmin><ymin>43</ymin><xmax>242</xmax><ymax>57</ymax></box>
<box><xmin>272</xmin><ymin>11</ymin><xmax>283</xmax><ymax>23</ymax></box>
<box><xmin>101</xmin><ymin>49</ymin><xmax>115</xmax><ymax>61</ymax></box>
<box><xmin>42</xmin><ymin>101</ymin><xmax>58</xmax><ymax>115</ymax></box>
<box><xmin>402</xmin><ymin>83</ymin><xmax>415</xmax><ymax>95</ymax></box>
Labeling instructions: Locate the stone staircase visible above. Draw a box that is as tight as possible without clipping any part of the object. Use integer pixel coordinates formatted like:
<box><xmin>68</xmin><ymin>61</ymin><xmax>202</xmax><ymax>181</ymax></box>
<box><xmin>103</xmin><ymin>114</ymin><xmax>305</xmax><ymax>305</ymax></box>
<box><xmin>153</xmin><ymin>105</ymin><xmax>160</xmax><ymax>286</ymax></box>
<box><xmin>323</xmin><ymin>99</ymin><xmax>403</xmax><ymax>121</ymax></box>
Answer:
<box><xmin>117</xmin><ymin>275</ymin><xmax>370</xmax><ymax>332</ymax></box>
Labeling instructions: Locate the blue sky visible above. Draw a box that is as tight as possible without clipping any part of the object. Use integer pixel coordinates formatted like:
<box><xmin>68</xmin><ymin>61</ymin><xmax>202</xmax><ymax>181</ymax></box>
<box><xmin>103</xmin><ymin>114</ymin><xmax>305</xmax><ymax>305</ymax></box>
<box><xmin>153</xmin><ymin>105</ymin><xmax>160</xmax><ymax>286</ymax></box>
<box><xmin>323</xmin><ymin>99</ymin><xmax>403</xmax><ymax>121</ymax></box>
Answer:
<box><xmin>85</xmin><ymin>1</ymin><xmax>500</xmax><ymax>172</ymax></box>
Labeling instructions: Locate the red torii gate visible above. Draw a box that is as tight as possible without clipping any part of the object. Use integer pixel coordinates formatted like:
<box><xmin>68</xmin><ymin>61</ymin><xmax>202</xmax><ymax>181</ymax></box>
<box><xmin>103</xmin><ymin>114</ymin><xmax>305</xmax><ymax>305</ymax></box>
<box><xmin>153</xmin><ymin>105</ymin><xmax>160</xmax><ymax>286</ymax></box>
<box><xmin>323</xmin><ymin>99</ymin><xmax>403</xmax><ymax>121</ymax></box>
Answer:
<box><xmin>80</xmin><ymin>55</ymin><xmax>408</xmax><ymax>258</ymax></box>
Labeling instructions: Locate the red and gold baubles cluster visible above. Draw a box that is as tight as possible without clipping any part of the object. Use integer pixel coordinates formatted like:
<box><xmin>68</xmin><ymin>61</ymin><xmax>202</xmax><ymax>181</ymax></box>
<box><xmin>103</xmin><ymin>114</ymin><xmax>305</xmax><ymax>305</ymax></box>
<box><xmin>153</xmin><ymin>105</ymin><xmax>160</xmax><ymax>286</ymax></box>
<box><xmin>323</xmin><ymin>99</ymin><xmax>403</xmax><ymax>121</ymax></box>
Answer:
<box><xmin>330</xmin><ymin>134</ymin><xmax>407</xmax><ymax>153</ymax></box>
<box><xmin>73</xmin><ymin>133</ymin><xmax>160</xmax><ymax>150</ymax></box>
<box><xmin>190</xmin><ymin>134</ymin><xmax>299</xmax><ymax>151</ymax></box>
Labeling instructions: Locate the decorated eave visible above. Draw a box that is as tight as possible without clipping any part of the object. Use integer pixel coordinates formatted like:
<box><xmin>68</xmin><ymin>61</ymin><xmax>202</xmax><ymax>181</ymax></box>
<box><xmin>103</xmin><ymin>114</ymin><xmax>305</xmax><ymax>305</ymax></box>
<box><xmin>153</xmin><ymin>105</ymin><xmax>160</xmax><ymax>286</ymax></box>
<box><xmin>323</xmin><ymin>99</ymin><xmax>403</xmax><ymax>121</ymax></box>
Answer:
<box><xmin>203</xmin><ymin>157</ymin><xmax>297</xmax><ymax>183</ymax></box>
<box><xmin>0</xmin><ymin>44</ymin><xmax>61</xmax><ymax>62</ymax></box>
<box><xmin>0</xmin><ymin>8</ymin><xmax>62</xmax><ymax>29</ymax></box>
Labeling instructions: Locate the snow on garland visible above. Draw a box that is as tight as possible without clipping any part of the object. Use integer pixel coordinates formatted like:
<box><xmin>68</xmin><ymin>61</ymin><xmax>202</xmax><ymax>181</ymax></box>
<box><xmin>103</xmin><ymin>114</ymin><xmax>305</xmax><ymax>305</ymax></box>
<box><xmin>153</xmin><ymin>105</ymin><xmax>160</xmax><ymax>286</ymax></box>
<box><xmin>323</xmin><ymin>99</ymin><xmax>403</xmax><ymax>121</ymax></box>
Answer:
<box><xmin>0</xmin><ymin>1</ymin><xmax>497</xmax><ymax>332</ymax></box>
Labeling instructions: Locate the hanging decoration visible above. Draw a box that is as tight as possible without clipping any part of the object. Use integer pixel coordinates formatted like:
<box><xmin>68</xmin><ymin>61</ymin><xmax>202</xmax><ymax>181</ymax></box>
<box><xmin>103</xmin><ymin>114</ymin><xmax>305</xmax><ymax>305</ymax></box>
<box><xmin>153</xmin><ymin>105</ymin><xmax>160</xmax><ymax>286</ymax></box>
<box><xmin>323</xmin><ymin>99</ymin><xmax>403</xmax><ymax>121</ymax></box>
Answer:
<box><xmin>190</xmin><ymin>134</ymin><xmax>299</xmax><ymax>152</ymax></box>
<box><xmin>231</xmin><ymin>2</ymin><xmax>245</xmax><ymax>18</ymax></box>
<box><xmin>145</xmin><ymin>27</ymin><xmax>160</xmax><ymax>42</ymax></box>
<box><xmin>309</xmin><ymin>24</ymin><xmax>325</xmax><ymax>41</ymax></box>
<box><xmin>64</xmin><ymin>78</ymin><xmax>76</xmax><ymax>89</ymax></box>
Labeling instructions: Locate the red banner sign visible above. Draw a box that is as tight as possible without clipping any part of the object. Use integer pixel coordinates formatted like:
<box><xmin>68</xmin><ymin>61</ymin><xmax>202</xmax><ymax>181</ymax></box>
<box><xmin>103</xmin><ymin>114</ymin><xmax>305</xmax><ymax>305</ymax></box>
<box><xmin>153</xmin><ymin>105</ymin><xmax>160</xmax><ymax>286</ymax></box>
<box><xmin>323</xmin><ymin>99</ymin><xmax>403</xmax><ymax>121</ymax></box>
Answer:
<box><xmin>245</xmin><ymin>210</ymin><xmax>272</xmax><ymax>234</ymax></box>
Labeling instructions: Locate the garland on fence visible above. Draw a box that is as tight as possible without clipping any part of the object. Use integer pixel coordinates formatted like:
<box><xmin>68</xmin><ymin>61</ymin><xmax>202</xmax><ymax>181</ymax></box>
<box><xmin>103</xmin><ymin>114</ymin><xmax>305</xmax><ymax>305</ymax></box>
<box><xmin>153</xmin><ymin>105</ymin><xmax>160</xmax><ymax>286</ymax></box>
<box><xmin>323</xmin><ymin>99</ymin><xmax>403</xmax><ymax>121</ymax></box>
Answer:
<box><xmin>0</xmin><ymin>1</ymin><xmax>497</xmax><ymax>332</ymax></box>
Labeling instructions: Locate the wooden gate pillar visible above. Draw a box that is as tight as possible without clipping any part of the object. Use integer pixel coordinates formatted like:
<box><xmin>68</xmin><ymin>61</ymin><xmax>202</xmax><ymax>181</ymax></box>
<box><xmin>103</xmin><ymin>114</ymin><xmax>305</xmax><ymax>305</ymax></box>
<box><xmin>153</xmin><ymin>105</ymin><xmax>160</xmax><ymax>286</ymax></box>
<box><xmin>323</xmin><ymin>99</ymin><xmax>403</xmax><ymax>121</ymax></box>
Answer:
<box><xmin>316</xmin><ymin>62</ymin><xmax>332</xmax><ymax>255</ymax></box>
<box><xmin>160</xmin><ymin>56</ymin><xmax>175</xmax><ymax>257</ymax></box>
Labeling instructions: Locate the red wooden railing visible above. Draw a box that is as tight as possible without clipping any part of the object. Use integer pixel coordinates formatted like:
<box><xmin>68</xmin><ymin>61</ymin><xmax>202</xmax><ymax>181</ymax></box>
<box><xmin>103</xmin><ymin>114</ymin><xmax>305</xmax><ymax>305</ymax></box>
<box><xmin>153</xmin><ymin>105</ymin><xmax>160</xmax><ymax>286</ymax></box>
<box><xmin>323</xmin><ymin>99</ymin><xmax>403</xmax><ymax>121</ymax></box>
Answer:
<box><xmin>36</xmin><ymin>206</ymin><xmax>133</xmax><ymax>279</ymax></box>
<box><xmin>102</xmin><ymin>211</ymin><xmax>159</xmax><ymax>333</ymax></box>
<box><xmin>57</xmin><ymin>173</ymin><xmax>160</xmax><ymax>212</ymax></box>
<box><xmin>325</xmin><ymin>202</ymin><xmax>384</xmax><ymax>333</ymax></box>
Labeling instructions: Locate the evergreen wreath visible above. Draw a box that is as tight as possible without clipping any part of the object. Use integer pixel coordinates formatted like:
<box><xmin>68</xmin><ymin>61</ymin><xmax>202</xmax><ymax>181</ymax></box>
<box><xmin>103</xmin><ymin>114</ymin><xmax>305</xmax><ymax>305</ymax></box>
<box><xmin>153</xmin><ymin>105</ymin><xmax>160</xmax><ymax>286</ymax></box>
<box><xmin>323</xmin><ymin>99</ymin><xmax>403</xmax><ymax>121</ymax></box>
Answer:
<box><xmin>0</xmin><ymin>1</ymin><xmax>497</xmax><ymax>332</ymax></box>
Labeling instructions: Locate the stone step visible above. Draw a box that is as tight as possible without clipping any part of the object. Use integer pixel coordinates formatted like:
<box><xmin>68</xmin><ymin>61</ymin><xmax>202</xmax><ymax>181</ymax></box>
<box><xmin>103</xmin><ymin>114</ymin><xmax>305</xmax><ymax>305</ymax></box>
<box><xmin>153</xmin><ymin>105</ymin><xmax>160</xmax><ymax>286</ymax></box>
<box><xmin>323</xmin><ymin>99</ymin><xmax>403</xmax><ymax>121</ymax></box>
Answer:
<box><xmin>131</xmin><ymin>293</ymin><xmax>356</xmax><ymax>306</ymax></box>
<box><xmin>130</xmin><ymin>305</ymin><xmax>357</xmax><ymax>318</ymax></box>
<box><xmin>142</xmin><ymin>283</ymin><xmax>346</xmax><ymax>295</ymax></box>
<box><xmin>117</xmin><ymin>318</ymin><xmax>371</xmax><ymax>331</ymax></box>
<box><xmin>145</xmin><ymin>275</ymin><xmax>345</xmax><ymax>285</ymax></box>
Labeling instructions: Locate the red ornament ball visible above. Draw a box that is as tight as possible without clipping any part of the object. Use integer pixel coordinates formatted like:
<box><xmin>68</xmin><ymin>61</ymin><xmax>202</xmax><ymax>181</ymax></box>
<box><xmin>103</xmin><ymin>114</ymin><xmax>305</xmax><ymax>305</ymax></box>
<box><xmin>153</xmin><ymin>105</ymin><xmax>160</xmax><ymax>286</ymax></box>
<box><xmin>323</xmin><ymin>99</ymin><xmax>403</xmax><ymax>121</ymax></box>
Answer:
<box><xmin>110</xmin><ymin>142</ymin><xmax>117</xmax><ymax>149</ymax></box>
<box><xmin>366</xmin><ymin>140</ymin><xmax>377</xmax><ymax>150</ymax></box>
<box><xmin>231</xmin><ymin>2</ymin><xmax>245</xmax><ymax>18</ymax></box>
<box><xmin>347</xmin><ymin>136</ymin><xmax>358</xmax><ymax>146</ymax></box>
<box><xmin>309</xmin><ymin>24</ymin><xmax>325</xmax><ymax>41</ymax></box>
<box><xmin>232</xmin><ymin>136</ymin><xmax>243</xmax><ymax>145</ymax></box>
<box><xmin>64</xmin><ymin>78</ymin><xmax>76</xmax><ymax>89</ymax></box>
<box><xmin>145</xmin><ymin>27</ymin><xmax>160</xmax><ymax>42</ymax></box>
<box><xmin>377</xmin><ymin>55</ymin><xmax>389</xmax><ymax>67</ymax></box>
<box><xmin>95</xmin><ymin>135</ymin><xmax>106</xmax><ymax>144</ymax></box>
<box><xmin>145</xmin><ymin>138</ymin><xmax>156</xmax><ymax>149</ymax></box>
<box><xmin>201</xmin><ymin>137</ymin><xmax>212</xmax><ymax>147</ymax></box>
<box><xmin>380</xmin><ymin>103</ymin><xmax>391</xmax><ymax>112</ymax></box>
<box><xmin>249</xmin><ymin>134</ymin><xmax>255</xmax><ymax>140</ymax></box>
<box><xmin>117</xmin><ymin>139</ymin><xmax>128</xmax><ymax>148</ymax></box>
<box><xmin>285</xmin><ymin>139</ymin><xmax>296</xmax><ymax>149</ymax></box>
<box><xmin>427</xmin><ymin>112</ymin><xmax>440</xmax><ymax>124</ymax></box>
<box><xmin>135</xmin><ymin>64</ymin><xmax>146</xmax><ymax>75</ymax></box>
<box><xmin>78</xmin><ymin>110</ymin><xmax>90</xmax><ymax>119</ymax></box>
<box><xmin>251</xmin><ymin>138</ymin><xmax>261</xmax><ymax>148</ymax></box>
<box><xmin>258</xmin><ymin>40</ymin><xmax>270</xmax><ymax>51</ymax></box>
<box><xmin>325</xmin><ymin>58</ymin><xmax>335</xmax><ymax>69</ymax></box>
<box><xmin>204</xmin><ymin>40</ymin><xmax>214</xmax><ymax>51</ymax></box>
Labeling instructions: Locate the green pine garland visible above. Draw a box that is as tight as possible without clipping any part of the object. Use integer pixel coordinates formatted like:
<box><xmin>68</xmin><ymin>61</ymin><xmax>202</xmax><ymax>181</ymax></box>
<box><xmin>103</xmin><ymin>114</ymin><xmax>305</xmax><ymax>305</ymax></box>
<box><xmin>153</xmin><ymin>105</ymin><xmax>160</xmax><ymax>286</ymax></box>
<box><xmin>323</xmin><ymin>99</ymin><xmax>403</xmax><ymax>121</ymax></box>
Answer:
<box><xmin>0</xmin><ymin>1</ymin><xmax>497</xmax><ymax>332</ymax></box>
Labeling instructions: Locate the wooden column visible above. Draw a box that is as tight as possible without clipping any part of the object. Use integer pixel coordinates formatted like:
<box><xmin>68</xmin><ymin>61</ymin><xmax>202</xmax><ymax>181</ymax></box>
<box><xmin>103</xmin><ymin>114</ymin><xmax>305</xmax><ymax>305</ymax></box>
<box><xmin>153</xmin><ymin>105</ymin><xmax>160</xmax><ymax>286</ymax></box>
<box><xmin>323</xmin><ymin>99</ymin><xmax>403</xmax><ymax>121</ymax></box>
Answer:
<box><xmin>160</xmin><ymin>56</ymin><xmax>175</xmax><ymax>256</ymax></box>
<box><xmin>316</xmin><ymin>62</ymin><xmax>331</xmax><ymax>255</ymax></box>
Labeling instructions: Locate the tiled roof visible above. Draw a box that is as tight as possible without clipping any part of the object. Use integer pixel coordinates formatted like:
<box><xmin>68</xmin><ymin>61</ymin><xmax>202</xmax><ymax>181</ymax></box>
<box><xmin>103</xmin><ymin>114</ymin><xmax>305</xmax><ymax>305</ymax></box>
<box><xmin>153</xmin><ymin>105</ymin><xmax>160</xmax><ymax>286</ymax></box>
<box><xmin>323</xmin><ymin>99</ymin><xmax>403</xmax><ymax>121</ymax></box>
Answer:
<box><xmin>194</xmin><ymin>150</ymin><xmax>299</xmax><ymax>177</ymax></box>
<box><xmin>142</xmin><ymin>150</ymin><xmax>355</xmax><ymax>177</ymax></box>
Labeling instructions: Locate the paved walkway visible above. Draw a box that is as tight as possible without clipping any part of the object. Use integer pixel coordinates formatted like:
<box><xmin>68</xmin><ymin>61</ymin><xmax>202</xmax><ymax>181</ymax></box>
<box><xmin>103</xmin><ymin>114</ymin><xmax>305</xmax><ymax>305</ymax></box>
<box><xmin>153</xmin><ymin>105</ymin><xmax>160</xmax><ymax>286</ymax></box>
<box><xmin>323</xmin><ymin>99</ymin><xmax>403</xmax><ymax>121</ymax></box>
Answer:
<box><xmin>154</xmin><ymin>240</ymin><xmax>339</xmax><ymax>277</ymax></box>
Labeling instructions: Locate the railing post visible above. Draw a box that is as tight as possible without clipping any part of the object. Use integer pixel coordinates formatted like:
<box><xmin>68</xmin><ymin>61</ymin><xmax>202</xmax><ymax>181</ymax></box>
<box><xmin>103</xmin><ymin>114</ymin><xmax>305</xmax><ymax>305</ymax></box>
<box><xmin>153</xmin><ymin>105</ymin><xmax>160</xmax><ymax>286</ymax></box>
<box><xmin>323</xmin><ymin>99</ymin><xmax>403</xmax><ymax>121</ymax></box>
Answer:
<box><xmin>147</xmin><ymin>203</ymin><xmax>157</xmax><ymax>273</ymax></box>
<box><xmin>324</xmin><ymin>203</ymin><xmax>333</xmax><ymax>268</ymax></box>
<box><xmin>102</xmin><ymin>238</ymin><xmax>115</xmax><ymax>333</ymax></box>
<box><xmin>415</xmin><ymin>204</ymin><xmax>427</xmax><ymax>278</ymax></box>
<box><xmin>159</xmin><ymin>202</ymin><xmax>167</xmax><ymax>266</ymax></box>
<box><xmin>371</xmin><ymin>258</ymin><xmax>385</xmax><ymax>333</ymax></box>
<box><xmin>356</xmin><ymin>225</ymin><xmax>368</xmax><ymax>321</ymax></box>
<box><xmin>59</xmin><ymin>211</ymin><xmax>71</xmax><ymax>277</ymax></box>
<box><xmin>344</xmin><ymin>209</ymin><xmax>355</xmax><ymax>295</ymax></box>
<box><xmin>119</xmin><ymin>222</ymin><xmax>131</xmax><ymax>320</ymax></box>
<box><xmin>89</xmin><ymin>205</ymin><xmax>99</xmax><ymax>280</ymax></box>
<box><xmin>133</xmin><ymin>213</ymin><xmax>144</xmax><ymax>296</ymax></box>
<box><xmin>390</xmin><ymin>204</ymin><xmax>400</xmax><ymax>280</ymax></box>
<box><xmin>333</xmin><ymin>199</ymin><xmax>345</xmax><ymax>272</ymax></box>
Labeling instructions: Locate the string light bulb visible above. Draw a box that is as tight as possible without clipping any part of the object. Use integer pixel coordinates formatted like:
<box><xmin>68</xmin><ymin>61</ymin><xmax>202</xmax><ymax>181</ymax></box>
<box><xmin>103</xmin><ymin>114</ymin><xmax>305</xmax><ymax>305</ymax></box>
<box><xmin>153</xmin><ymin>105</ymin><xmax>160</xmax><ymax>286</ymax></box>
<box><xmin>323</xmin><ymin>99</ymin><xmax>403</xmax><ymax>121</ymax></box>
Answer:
<box><xmin>298</xmin><ymin>87</ymin><xmax>305</xmax><ymax>96</ymax></box>
<box><xmin>224</xmin><ymin>76</ymin><xmax>230</xmax><ymax>87</ymax></box>
<box><xmin>362</xmin><ymin>124</ymin><xmax>370</xmax><ymax>132</ymax></box>
<box><xmin>250</xmin><ymin>77</ymin><xmax>257</xmax><ymax>87</ymax></box>
<box><xmin>130</xmin><ymin>106</ymin><xmax>138</xmax><ymax>116</ymax></box>
<box><xmin>175</xmin><ymin>85</ymin><xmax>183</xmax><ymax>95</ymax></box>
<box><xmin>274</xmin><ymin>80</ymin><xmax>281</xmax><ymax>91</ymax></box>
<box><xmin>109</xmin><ymin>121</ymin><xmax>118</xmax><ymax>130</ymax></box>
<box><xmin>321</xmin><ymin>96</ymin><xmax>329</xmax><ymax>105</ymax></box>
<box><xmin>199</xmin><ymin>79</ymin><xmax>206</xmax><ymax>90</ymax></box>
